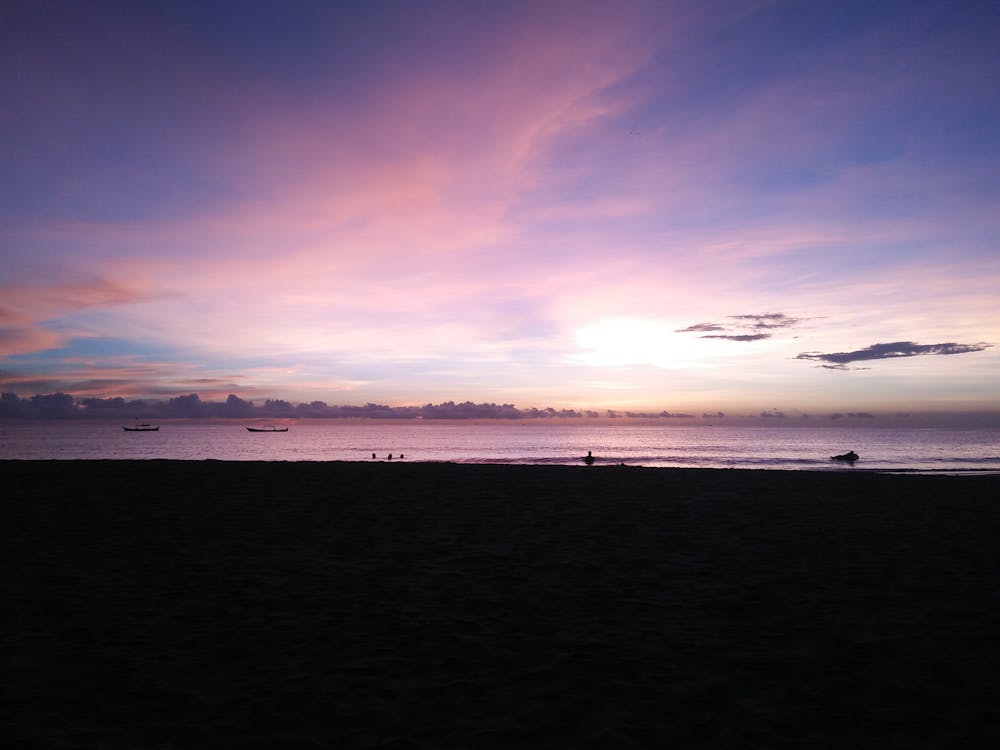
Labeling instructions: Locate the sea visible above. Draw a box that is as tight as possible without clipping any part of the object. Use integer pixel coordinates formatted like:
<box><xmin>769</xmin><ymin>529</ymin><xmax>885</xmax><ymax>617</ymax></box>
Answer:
<box><xmin>1</xmin><ymin>420</ymin><xmax>998</xmax><ymax>473</ymax></box>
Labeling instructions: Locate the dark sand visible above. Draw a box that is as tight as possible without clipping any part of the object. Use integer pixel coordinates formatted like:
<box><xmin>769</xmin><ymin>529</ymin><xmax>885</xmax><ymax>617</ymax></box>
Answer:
<box><xmin>3</xmin><ymin>461</ymin><xmax>999</xmax><ymax>748</ymax></box>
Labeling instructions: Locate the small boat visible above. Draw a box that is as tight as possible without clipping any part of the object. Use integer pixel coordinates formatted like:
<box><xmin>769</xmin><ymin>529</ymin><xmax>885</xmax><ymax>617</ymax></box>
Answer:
<box><xmin>831</xmin><ymin>450</ymin><xmax>859</xmax><ymax>462</ymax></box>
<box><xmin>123</xmin><ymin>422</ymin><xmax>159</xmax><ymax>432</ymax></box>
<box><xmin>246</xmin><ymin>425</ymin><xmax>288</xmax><ymax>432</ymax></box>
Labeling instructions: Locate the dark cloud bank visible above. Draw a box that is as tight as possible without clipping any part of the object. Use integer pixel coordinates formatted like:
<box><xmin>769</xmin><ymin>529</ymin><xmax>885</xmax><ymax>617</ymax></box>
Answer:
<box><xmin>2</xmin><ymin>393</ymin><xmax>996</xmax><ymax>427</ymax></box>
<box><xmin>797</xmin><ymin>341</ymin><xmax>992</xmax><ymax>370</ymax></box>
<box><xmin>0</xmin><ymin>393</ymin><xmax>690</xmax><ymax>421</ymax></box>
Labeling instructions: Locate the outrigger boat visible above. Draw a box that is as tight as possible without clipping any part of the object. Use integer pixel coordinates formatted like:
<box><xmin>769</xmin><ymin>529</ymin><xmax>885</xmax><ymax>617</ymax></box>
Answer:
<box><xmin>123</xmin><ymin>421</ymin><xmax>159</xmax><ymax>432</ymax></box>
<box><xmin>246</xmin><ymin>425</ymin><xmax>288</xmax><ymax>432</ymax></box>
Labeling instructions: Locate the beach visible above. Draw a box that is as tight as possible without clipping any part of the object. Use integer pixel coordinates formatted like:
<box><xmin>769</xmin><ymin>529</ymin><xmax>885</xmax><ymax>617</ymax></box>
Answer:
<box><xmin>4</xmin><ymin>460</ymin><xmax>999</xmax><ymax>748</ymax></box>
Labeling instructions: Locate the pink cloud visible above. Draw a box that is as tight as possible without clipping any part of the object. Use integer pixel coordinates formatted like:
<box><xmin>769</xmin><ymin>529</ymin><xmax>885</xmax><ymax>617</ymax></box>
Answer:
<box><xmin>0</xmin><ymin>327</ymin><xmax>65</xmax><ymax>357</ymax></box>
<box><xmin>0</xmin><ymin>355</ymin><xmax>250</xmax><ymax>400</ymax></box>
<box><xmin>0</xmin><ymin>277</ymin><xmax>151</xmax><ymax>356</ymax></box>
<box><xmin>1</xmin><ymin>278</ymin><xmax>145</xmax><ymax>316</ymax></box>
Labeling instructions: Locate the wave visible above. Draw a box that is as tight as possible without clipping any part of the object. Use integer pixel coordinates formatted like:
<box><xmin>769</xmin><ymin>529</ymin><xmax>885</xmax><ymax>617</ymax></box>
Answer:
<box><xmin>448</xmin><ymin>454</ymin><xmax>1000</xmax><ymax>470</ymax></box>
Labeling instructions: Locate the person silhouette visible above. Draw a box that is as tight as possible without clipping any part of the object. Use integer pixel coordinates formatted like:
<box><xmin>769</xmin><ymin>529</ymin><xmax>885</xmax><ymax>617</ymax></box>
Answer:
<box><xmin>584</xmin><ymin>450</ymin><xmax>595</xmax><ymax>465</ymax></box>
<box><xmin>372</xmin><ymin>453</ymin><xmax>376</xmax><ymax>459</ymax></box>
<box><xmin>388</xmin><ymin>453</ymin><xmax>393</xmax><ymax>460</ymax></box>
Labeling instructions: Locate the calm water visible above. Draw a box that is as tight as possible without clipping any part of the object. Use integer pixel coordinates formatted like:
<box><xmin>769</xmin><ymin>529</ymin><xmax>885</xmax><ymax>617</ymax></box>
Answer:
<box><xmin>1</xmin><ymin>420</ymin><xmax>998</xmax><ymax>473</ymax></box>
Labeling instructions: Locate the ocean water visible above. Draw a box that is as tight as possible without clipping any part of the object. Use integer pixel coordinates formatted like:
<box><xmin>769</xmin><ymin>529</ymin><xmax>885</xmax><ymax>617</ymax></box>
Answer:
<box><xmin>1</xmin><ymin>420</ymin><xmax>998</xmax><ymax>473</ymax></box>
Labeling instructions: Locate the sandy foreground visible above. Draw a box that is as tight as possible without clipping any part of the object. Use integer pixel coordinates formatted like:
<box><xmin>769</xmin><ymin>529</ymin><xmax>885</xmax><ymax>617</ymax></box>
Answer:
<box><xmin>3</xmin><ymin>460</ymin><xmax>999</xmax><ymax>748</ymax></box>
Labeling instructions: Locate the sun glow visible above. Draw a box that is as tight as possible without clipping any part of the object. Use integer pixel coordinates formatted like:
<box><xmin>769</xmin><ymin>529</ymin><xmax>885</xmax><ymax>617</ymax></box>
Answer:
<box><xmin>572</xmin><ymin>318</ymin><xmax>720</xmax><ymax>369</ymax></box>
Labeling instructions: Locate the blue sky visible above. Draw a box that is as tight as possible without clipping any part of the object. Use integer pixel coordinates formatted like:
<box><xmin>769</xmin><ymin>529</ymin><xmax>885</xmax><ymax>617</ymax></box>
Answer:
<box><xmin>2</xmin><ymin>0</ymin><xmax>998</xmax><ymax>419</ymax></box>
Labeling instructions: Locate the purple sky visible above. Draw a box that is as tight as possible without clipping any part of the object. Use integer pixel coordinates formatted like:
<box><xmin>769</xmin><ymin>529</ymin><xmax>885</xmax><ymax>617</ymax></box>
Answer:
<box><xmin>2</xmin><ymin>0</ymin><xmax>998</xmax><ymax>419</ymax></box>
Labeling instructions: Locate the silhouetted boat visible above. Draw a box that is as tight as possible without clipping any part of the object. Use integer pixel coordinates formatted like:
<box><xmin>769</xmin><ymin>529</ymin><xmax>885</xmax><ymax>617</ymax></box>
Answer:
<box><xmin>246</xmin><ymin>425</ymin><xmax>288</xmax><ymax>432</ymax></box>
<box><xmin>122</xmin><ymin>422</ymin><xmax>159</xmax><ymax>432</ymax></box>
<box><xmin>831</xmin><ymin>450</ymin><xmax>859</xmax><ymax>462</ymax></box>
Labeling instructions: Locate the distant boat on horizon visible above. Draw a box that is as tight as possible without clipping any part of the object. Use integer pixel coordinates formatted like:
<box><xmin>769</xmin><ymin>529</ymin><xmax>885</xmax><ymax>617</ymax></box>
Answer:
<box><xmin>122</xmin><ymin>421</ymin><xmax>159</xmax><ymax>432</ymax></box>
<box><xmin>246</xmin><ymin>425</ymin><xmax>288</xmax><ymax>432</ymax></box>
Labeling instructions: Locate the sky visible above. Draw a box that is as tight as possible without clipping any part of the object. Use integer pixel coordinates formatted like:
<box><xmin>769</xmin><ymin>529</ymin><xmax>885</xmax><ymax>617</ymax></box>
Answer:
<box><xmin>2</xmin><ymin>0</ymin><xmax>999</xmax><ymax>420</ymax></box>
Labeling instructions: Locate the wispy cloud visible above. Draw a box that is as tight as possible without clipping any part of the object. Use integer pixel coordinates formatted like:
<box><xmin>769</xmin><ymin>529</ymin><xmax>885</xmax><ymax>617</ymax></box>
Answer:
<box><xmin>797</xmin><ymin>341</ymin><xmax>993</xmax><ymax>370</ymax></box>
<box><xmin>700</xmin><ymin>334</ymin><xmax>771</xmax><ymax>342</ymax></box>
<box><xmin>730</xmin><ymin>313</ymin><xmax>807</xmax><ymax>330</ymax></box>
<box><xmin>0</xmin><ymin>276</ymin><xmax>150</xmax><ymax>356</ymax></box>
<box><xmin>676</xmin><ymin>312</ymin><xmax>808</xmax><ymax>342</ymax></box>
<box><xmin>675</xmin><ymin>322</ymin><xmax>727</xmax><ymax>333</ymax></box>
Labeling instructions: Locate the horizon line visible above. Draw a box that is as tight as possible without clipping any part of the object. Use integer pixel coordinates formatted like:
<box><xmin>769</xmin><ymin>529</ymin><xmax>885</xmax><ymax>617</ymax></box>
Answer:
<box><xmin>2</xmin><ymin>391</ymin><xmax>998</xmax><ymax>427</ymax></box>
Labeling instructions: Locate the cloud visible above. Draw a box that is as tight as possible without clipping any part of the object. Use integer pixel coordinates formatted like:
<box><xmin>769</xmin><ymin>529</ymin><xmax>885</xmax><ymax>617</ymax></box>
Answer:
<box><xmin>0</xmin><ymin>393</ymin><xmax>653</xmax><ymax>420</ymax></box>
<box><xmin>797</xmin><ymin>341</ymin><xmax>993</xmax><ymax>369</ymax></box>
<box><xmin>0</xmin><ymin>327</ymin><xmax>66</xmax><ymax>356</ymax></box>
<box><xmin>675</xmin><ymin>323</ymin><xmax>726</xmax><ymax>333</ymax></box>
<box><xmin>0</xmin><ymin>276</ymin><xmax>149</xmax><ymax>356</ymax></box>
<box><xmin>624</xmin><ymin>411</ymin><xmax>695</xmax><ymax>418</ymax></box>
<box><xmin>700</xmin><ymin>334</ymin><xmax>771</xmax><ymax>342</ymax></box>
<box><xmin>730</xmin><ymin>313</ymin><xmax>806</xmax><ymax>330</ymax></box>
<box><xmin>816</xmin><ymin>364</ymin><xmax>870</xmax><ymax>371</ymax></box>
<box><xmin>676</xmin><ymin>312</ymin><xmax>808</xmax><ymax>342</ymax></box>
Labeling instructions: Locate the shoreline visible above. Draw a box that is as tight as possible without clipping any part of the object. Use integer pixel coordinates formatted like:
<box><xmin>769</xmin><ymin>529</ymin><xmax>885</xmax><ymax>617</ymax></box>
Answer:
<box><xmin>4</xmin><ymin>457</ymin><xmax>1000</xmax><ymax>475</ymax></box>
<box><xmin>5</xmin><ymin>461</ymin><xmax>999</xmax><ymax>747</ymax></box>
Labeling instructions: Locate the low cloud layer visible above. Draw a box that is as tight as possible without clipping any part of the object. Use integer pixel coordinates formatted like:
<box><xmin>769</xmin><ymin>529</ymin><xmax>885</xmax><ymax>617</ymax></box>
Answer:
<box><xmin>0</xmin><ymin>393</ymin><xmax>694</xmax><ymax>421</ymax></box>
<box><xmin>797</xmin><ymin>341</ymin><xmax>993</xmax><ymax>370</ymax></box>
